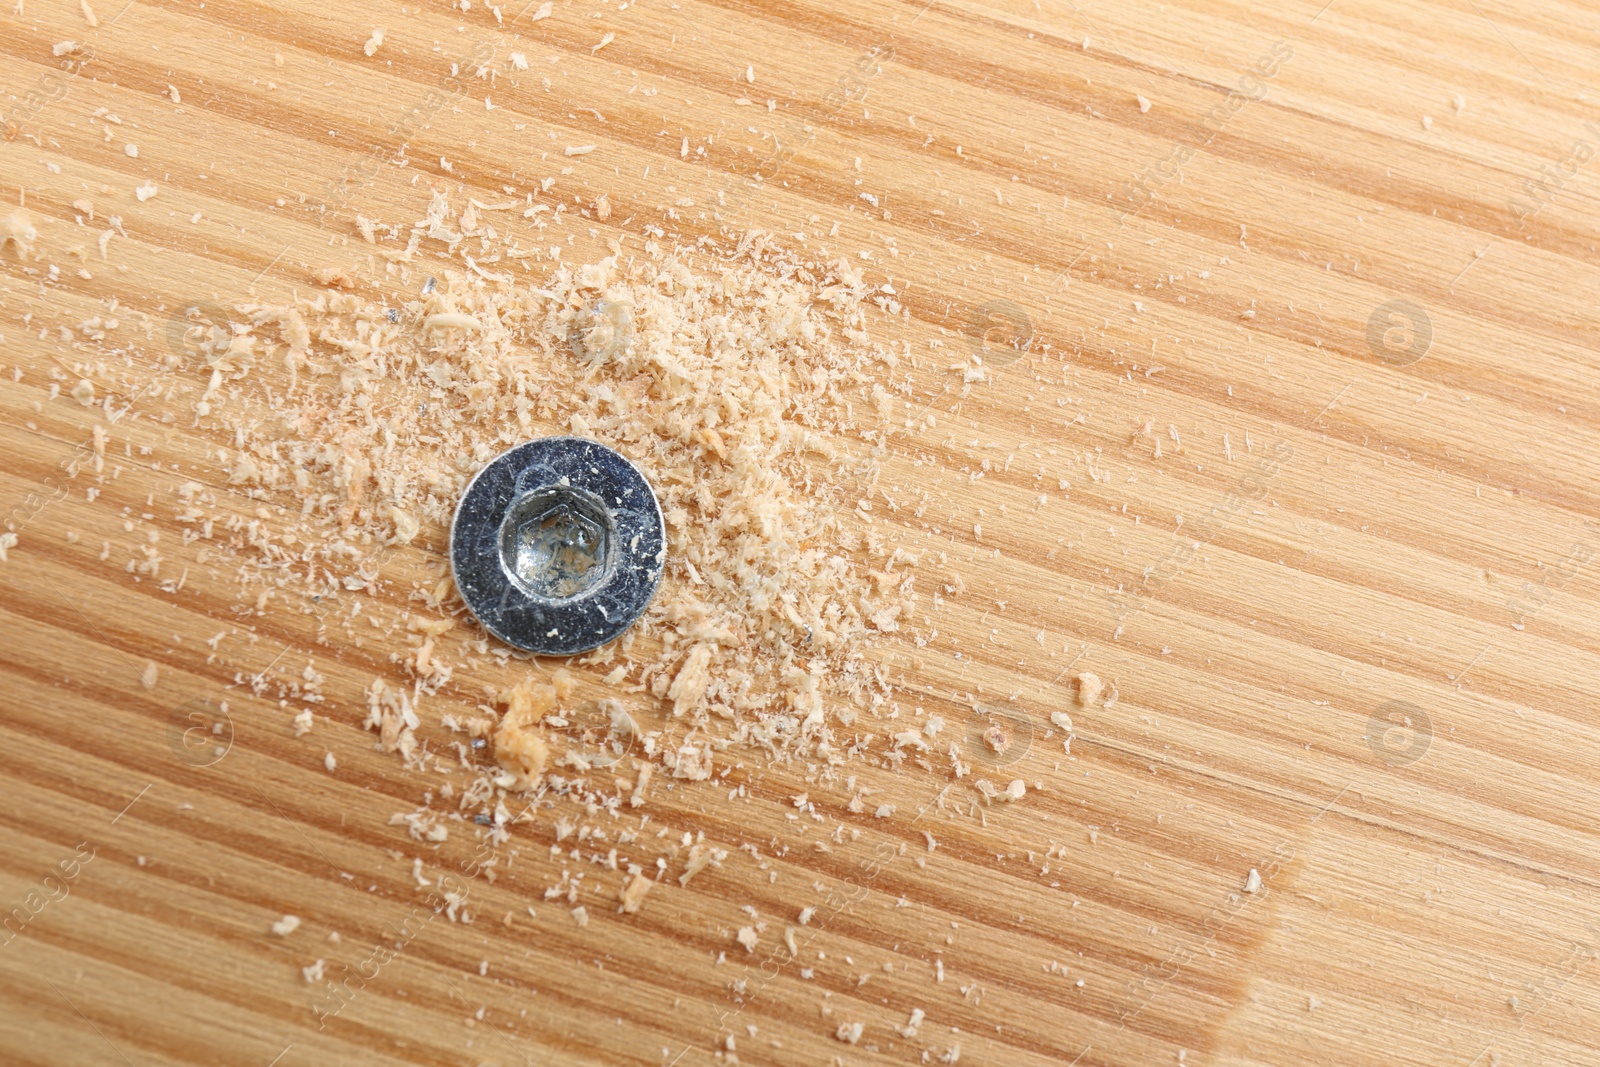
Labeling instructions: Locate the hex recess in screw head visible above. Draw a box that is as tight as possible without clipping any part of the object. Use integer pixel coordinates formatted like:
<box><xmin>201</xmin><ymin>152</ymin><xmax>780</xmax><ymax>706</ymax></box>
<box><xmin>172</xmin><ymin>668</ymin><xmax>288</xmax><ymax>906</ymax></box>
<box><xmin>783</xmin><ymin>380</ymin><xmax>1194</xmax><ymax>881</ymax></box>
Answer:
<box><xmin>449</xmin><ymin>437</ymin><xmax>666</xmax><ymax>656</ymax></box>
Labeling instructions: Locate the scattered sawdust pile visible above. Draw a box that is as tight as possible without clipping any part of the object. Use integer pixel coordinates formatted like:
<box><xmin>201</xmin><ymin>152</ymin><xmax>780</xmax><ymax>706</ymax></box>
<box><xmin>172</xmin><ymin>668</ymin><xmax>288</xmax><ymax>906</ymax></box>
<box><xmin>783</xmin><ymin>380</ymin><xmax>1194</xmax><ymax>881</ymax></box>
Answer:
<box><xmin>183</xmin><ymin>192</ymin><xmax>917</xmax><ymax>786</ymax></box>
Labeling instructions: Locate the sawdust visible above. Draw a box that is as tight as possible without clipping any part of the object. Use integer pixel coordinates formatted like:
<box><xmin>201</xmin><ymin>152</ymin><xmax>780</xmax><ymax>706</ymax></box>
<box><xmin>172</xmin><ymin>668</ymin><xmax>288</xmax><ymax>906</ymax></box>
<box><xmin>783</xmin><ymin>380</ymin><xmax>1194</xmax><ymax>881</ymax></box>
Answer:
<box><xmin>170</xmin><ymin>190</ymin><xmax>914</xmax><ymax>794</ymax></box>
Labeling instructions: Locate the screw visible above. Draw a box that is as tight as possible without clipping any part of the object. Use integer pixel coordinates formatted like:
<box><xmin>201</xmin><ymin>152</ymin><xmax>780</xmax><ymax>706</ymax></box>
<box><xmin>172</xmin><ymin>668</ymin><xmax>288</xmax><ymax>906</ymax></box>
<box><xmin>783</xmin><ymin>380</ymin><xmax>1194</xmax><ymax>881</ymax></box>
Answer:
<box><xmin>450</xmin><ymin>437</ymin><xmax>666</xmax><ymax>656</ymax></box>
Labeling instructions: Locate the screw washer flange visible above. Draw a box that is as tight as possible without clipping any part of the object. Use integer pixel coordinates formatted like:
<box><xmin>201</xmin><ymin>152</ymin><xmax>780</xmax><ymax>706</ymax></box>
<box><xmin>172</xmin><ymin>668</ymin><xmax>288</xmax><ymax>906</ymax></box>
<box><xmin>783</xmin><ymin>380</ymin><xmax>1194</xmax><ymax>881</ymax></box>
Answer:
<box><xmin>450</xmin><ymin>436</ymin><xmax>666</xmax><ymax>656</ymax></box>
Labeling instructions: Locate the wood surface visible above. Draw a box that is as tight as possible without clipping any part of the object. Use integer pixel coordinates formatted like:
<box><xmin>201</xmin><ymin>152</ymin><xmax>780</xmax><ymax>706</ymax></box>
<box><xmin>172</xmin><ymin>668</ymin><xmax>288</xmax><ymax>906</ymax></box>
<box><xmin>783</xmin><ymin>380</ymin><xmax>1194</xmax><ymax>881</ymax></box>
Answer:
<box><xmin>4</xmin><ymin>0</ymin><xmax>1600</xmax><ymax>1064</ymax></box>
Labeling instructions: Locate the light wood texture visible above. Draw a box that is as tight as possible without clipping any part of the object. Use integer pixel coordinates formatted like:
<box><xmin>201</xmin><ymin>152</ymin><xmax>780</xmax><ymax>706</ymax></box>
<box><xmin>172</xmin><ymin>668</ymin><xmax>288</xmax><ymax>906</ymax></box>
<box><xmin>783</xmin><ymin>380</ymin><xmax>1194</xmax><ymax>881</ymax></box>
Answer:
<box><xmin>4</xmin><ymin>1</ymin><xmax>1600</xmax><ymax>1064</ymax></box>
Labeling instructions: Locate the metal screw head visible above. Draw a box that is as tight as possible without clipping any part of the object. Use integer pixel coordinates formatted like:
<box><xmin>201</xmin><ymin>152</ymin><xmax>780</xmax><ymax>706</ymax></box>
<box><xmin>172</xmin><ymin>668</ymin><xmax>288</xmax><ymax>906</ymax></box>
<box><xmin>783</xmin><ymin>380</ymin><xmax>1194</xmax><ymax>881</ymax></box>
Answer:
<box><xmin>450</xmin><ymin>437</ymin><xmax>666</xmax><ymax>655</ymax></box>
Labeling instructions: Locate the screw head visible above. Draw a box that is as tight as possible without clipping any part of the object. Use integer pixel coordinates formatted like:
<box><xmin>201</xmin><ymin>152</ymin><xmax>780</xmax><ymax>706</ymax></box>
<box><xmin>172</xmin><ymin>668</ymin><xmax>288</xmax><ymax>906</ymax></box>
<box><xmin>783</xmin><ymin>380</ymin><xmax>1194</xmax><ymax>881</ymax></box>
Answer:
<box><xmin>450</xmin><ymin>437</ymin><xmax>666</xmax><ymax>655</ymax></box>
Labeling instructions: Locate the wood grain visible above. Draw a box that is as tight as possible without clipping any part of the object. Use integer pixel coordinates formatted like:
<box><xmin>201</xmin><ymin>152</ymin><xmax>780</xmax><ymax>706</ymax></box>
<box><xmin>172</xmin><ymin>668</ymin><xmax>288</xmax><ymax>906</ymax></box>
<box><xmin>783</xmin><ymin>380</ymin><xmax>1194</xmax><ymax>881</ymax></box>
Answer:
<box><xmin>4</xmin><ymin>0</ymin><xmax>1600</xmax><ymax>1064</ymax></box>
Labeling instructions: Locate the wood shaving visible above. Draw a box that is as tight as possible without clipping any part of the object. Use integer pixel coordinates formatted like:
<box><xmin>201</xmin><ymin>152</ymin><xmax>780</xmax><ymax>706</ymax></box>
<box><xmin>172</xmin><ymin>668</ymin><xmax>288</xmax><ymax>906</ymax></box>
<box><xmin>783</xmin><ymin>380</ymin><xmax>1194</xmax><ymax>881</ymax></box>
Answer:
<box><xmin>311</xmin><ymin>267</ymin><xmax>354</xmax><ymax>289</ymax></box>
<box><xmin>365</xmin><ymin>679</ymin><xmax>419</xmax><ymax>760</ymax></box>
<box><xmin>679</xmin><ymin>843</ymin><xmax>726</xmax><ymax>886</ymax></box>
<box><xmin>628</xmin><ymin>762</ymin><xmax>652</xmax><ymax>807</ymax></box>
<box><xmin>1050</xmin><ymin>710</ymin><xmax>1073</xmax><ymax>752</ymax></box>
<box><xmin>1073</xmin><ymin>672</ymin><xmax>1102</xmax><ymax>708</ymax></box>
<box><xmin>2</xmin><ymin>209</ymin><xmax>38</xmax><ymax>259</ymax></box>
<box><xmin>619</xmin><ymin>873</ymin><xmax>653</xmax><ymax>913</ymax></box>
<box><xmin>494</xmin><ymin>673</ymin><xmax>572</xmax><ymax>789</ymax></box>
<box><xmin>667</xmin><ymin>644</ymin><xmax>713</xmax><ymax>717</ymax></box>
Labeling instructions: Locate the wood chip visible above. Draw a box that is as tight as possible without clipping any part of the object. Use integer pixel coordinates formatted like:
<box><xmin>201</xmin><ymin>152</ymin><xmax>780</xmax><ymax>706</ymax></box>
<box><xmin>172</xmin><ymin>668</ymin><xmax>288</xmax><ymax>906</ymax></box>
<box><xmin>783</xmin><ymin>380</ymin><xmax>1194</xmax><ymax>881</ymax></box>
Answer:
<box><xmin>679</xmin><ymin>843</ymin><xmax>726</xmax><ymax>886</ymax></box>
<box><xmin>494</xmin><ymin>674</ymin><xmax>570</xmax><ymax>790</ymax></box>
<box><xmin>619</xmin><ymin>874</ymin><xmax>653</xmax><ymax>914</ymax></box>
<box><xmin>1073</xmin><ymin>672</ymin><xmax>1103</xmax><ymax>708</ymax></box>
<box><xmin>3</xmin><ymin>209</ymin><xmax>38</xmax><ymax>258</ymax></box>
<box><xmin>667</xmin><ymin>645</ymin><xmax>712</xmax><ymax>717</ymax></box>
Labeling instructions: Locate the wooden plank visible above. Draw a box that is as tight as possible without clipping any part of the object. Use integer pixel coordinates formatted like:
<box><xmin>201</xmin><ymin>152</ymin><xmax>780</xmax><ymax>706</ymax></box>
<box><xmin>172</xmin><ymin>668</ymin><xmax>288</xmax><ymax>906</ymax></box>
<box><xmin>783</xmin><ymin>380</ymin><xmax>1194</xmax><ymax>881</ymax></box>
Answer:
<box><xmin>3</xmin><ymin>0</ymin><xmax>1600</xmax><ymax>1064</ymax></box>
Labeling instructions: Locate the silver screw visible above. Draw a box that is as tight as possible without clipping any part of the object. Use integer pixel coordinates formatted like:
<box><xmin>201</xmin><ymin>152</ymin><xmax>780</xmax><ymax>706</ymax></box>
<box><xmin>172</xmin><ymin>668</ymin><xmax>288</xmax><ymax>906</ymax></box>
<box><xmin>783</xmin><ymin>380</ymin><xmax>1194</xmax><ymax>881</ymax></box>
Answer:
<box><xmin>450</xmin><ymin>437</ymin><xmax>666</xmax><ymax>655</ymax></box>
